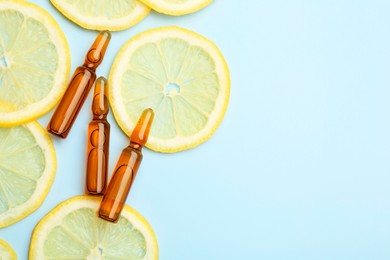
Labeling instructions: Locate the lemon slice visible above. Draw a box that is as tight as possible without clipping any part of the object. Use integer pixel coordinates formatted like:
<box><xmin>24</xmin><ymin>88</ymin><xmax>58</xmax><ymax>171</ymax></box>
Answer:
<box><xmin>50</xmin><ymin>0</ymin><xmax>150</xmax><ymax>31</ymax></box>
<box><xmin>30</xmin><ymin>196</ymin><xmax>158</xmax><ymax>260</ymax></box>
<box><xmin>0</xmin><ymin>240</ymin><xmax>17</xmax><ymax>260</ymax></box>
<box><xmin>0</xmin><ymin>122</ymin><xmax>56</xmax><ymax>228</ymax></box>
<box><xmin>109</xmin><ymin>26</ymin><xmax>230</xmax><ymax>153</ymax></box>
<box><xmin>139</xmin><ymin>0</ymin><xmax>212</xmax><ymax>15</ymax></box>
<box><xmin>0</xmin><ymin>0</ymin><xmax>70</xmax><ymax>127</ymax></box>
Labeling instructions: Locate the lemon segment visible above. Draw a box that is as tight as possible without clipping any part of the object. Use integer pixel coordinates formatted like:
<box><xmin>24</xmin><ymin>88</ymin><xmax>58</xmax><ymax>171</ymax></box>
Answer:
<box><xmin>50</xmin><ymin>0</ymin><xmax>150</xmax><ymax>31</ymax></box>
<box><xmin>0</xmin><ymin>239</ymin><xmax>17</xmax><ymax>260</ymax></box>
<box><xmin>0</xmin><ymin>122</ymin><xmax>56</xmax><ymax>228</ymax></box>
<box><xmin>109</xmin><ymin>26</ymin><xmax>230</xmax><ymax>153</ymax></box>
<box><xmin>0</xmin><ymin>0</ymin><xmax>70</xmax><ymax>127</ymax></box>
<box><xmin>29</xmin><ymin>196</ymin><xmax>158</xmax><ymax>260</ymax></box>
<box><xmin>139</xmin><ymin>0</ymin><xmax>212</xmax><ymax>15</ymax></box>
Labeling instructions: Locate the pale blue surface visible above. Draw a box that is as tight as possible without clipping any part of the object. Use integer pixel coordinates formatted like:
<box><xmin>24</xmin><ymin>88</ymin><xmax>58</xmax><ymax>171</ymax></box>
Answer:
<box><xmin>1</xmin><ymin>0</ymin><xmax>390</xmax><ymax>259</ymax></box>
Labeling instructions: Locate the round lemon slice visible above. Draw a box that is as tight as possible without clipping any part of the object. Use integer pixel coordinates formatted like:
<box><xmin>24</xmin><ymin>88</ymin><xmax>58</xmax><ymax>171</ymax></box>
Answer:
<box><xmin>30</xmin><ymin>196</ymin><xmax>158</xmax><ymax>260</ymax></box>
<box><xmin>0</xmin><ymin>240</ymin><xmax>17</xmax><ymax>260</ymax></box>
<box><xmin>50</xmin><ymin>0</ymin><xmax>150</xmax><ymax>31</ymax></box>
<box><xmin>109</xmin><ymin>26</ymin><xmax>230</xmax><ymax>153</ymax></box>
<box><xmin>0</xmin><ymin>0</ymin><xmax>70</xmax><ymax>127</ymax></box>
<box><xmin>139</xmin><ymin>0</ymin><xmax>212</xmax><ymax>15</ymax></box>
<box><xmin>0</xmin><ymin>122</ymin><xmax>56</xmax><ymax>228</ymax></box>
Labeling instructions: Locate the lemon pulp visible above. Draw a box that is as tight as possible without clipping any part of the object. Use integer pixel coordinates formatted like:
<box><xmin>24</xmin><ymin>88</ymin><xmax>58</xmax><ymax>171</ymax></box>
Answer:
<box><xmin>30</xmin><ymin>196</ymin><xmax>158</xmax><ymax>260</ymax></box>
<box><xmin>0</xmin><ymin>239</ymin><xmax>17</xmax><ymax>260</ymax></box>
<box><xmin>0</xmin><ymin>122</ymin><xmax>56</xmax><ymax>228</ymax></box>
<box><xmin>50</xmin><ymin>0</ymin><xmax>150</xmax><ymax>31</ymax></box>
<box><xmin>109</xmin><ymin>26</ymin><xmax>230</xmax><ymax>153</ymax></box>
<box><xmin>139</xmin><ymin>0</ymin><xmax>213</xmax><ymax>15</ymax></box>
<box><xmin>0</xmin><ymin>0</ymin><xmax>70</xmax><ymax>126</ymax></box>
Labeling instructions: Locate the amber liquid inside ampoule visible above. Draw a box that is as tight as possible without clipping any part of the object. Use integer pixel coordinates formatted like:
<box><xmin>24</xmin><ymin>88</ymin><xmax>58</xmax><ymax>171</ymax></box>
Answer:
<box><xmin>86</xmin><ymin>77</ymin><xmax>110</xmax><ymax>195</ymax></box>
<box><xmin>47</xmin><ymin>31</ymin><xmax>111</xmax><ymax>138</ymax></box>
<box><xmin>99</xmin><ymin>109</ymin><xmax>154</xmax><ymax>223</ymax></box>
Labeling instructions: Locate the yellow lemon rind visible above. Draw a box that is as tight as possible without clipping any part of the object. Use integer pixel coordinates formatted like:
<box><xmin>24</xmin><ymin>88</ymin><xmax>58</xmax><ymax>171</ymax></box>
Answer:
<box><xmin>0</xmin><ymin>239</ymin><xmax>17</xmax><ymax>260</ymax></box>
<box><xmin>109</xmin><ymin>26</ymin><xmax>230</xmax><ymax>153</ymax></box>
<box><xmin>50</xmin><ymin>0</ymin><xmax>151</xmax><ymax>31</ymax></box>
<box><xmin>0</xmin><ymin>0</ymin><xmax>70</xmax><ymax>127</ymax></box>
<box><xmin>29</xmin><ymin>195</ymin><xmax>158</xmax><ymax>260</ymax></box>
<box><xmin>140</xmin><ymin>0</ymin><xmax>213</xmax><ymax>16</ymax></box>
<box><xmin>0</xmin><ymin>122</ymin><xmax>56</xmax><ymax>228</ymax></box>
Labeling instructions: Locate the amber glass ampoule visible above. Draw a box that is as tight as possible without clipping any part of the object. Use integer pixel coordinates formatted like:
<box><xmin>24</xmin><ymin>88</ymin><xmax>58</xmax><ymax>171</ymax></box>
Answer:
<box><xmin>99</xmin><ymin>109</ymin><xmax>154</xmax><ymax>222</ymax></box>
<box><xmin>47</xmin><ymin>31</ymin><xmax>111</xmax><ymax>138</ymax></box>
<box><xmin>86</xmin><ymin>77</ymin><xmax>110</xmax><ymax>195</ymax></box>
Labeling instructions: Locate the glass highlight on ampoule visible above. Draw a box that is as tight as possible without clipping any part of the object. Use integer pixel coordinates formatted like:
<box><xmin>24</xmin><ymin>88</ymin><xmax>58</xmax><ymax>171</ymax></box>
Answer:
<box><xmin>99</xmin><ymin>109</ymin><xmax>154</xmax><ymax>223</ymax></box>
<box><xmin>86</xmin><ymin>77</ymin><xmax>110</xmax><ymax>195</ymax></box>
<box><xmin>47</xmin><ymin>31</ymin><xmax>111</xmax><ymax>138</ymax></box>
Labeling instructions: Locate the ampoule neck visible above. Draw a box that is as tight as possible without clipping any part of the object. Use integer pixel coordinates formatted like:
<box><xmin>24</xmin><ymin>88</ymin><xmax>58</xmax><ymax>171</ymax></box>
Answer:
<box><xmin>83</xmin><ymin>48</ymin><xmax>102</xmax><ymax>70</ymax></box>
<box><xmin>78</xmin><ymin>64</ymin><xmax>96</xmax><ymax>72</ymax></box>
<box><xmin>93</xmin><ymin>114</ymin><xmax>107</xmax><ymax>121</ymax></box>
<box><xmin>83</xmin><ymin>63</ymin><xmax>98</xmax><ymax>71</ymax></box>
<box><xmin>129</xmin><ymin>142</ymin><xmax>142</xmax><ymax>151</ymax></box>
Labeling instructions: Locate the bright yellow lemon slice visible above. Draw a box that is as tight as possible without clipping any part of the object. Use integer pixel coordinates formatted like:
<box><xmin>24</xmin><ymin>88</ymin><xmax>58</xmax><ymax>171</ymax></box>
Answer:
<box><xmin>30</xmin><ymin>196</ymin><xmax>158</xmax><ymax>260</ymax></box>
<box><xmin>139</xmin><ymin>0</ymin><xmax>212</xmax><ymax>15</ymax></box>
<box><xmin>50</xmin><ymin>0</ymin><xmax>150</xmax><ymax>31</ymax></box>
<box><xmin>0</xmin><ymin>122</ymin><xmax>56</xmax><ymax>228</ymax></box>
<box><xmin>0</xmin><ymin>0</ymin><xmax>70</xmax><ymax>127</ymax></box>
<box><xmin>109</xmin><ymin>26</ymin><xmax>230</xmax><ymax>153</ymax></box>
<box><xmin>0</xmin><ymin>239</ymin><xmax>17</xmax><ymax>260</ymax></box>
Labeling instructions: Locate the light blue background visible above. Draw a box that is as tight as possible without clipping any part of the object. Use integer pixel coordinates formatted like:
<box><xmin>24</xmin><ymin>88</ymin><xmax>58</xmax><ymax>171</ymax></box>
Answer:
<box><xmin>1</xmin><ymin>0</ymin><xmax>390</xmax><ymax>259</ymax></box>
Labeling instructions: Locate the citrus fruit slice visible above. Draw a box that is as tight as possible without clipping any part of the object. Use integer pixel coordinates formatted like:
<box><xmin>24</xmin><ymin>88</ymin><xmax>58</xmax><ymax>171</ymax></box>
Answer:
<box><xmin>0</xmin><ymin>122</ymin><xmax>56</xmax><ymax>228</ymax></box>
<box><xmin>50</xmin><ymin>0</ymin><xmax>150</xmax><ymax>31</ymax></box>
<box><xmin>109</xmin><ymin>26</ymin><xmax>230</xmax><ymax>153</ymax></box>
<box><xmin>30</xmin><ymin>196</ymin><xmax>158</xmax><ymax>260</ymax></box>
<box><xmin>0</xmin><ymin>240</ymin><xmax>17</xmax><ymax>260</ymax></box>
<box><xmin>0</xmin><ymin>0</ymin><xmax>70</xmax><ymax>127</ymax></box>
<box><xmin>139</xmin><ymin>0</ymin><xmax>212</xmax><ymax>15</ymax></box>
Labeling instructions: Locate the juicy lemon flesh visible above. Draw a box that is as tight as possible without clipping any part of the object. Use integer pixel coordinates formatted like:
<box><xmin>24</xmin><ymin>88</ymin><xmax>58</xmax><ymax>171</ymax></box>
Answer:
<box><xmin>0</xmin><ymin>122</ymin><xmax>55</xmax><ymax>228</ymax></box>
<box><xmin>139</xmin><ymin>0</ymin><xmax>212</xmax><ymax>15</ymax></box>
<box><xmin>0</xmin><ymin>239</ymin><xmax>17</xmax><ymax>260</ymax></box>
<box><xmin>30</xmin><ymin>196</ymin><xmax>158</xmax><ymax>260</ymax></box>
<box><xmin>44</xmin><ymin>208</ymin><xmax>147</xmax><ymax>259</ymax></box>
<box><xmin>0</xmin><ymin>9</ymin><xmax>58</xmax><ymax>112</ymax></box>
<box><xmin>0</xmin><ymin>125</ymin><xmax>44</xmax><ymax>213</ymax></box>
<box><xmin>123</xmin><ymin>39</ymin><xmax>219</xmax><ymax>139</ymax></box>
<box><xmin>50</xmin><ymin>0</ymin><xmax>150</xmax><ymax>31</ymax></box>
<box><xmin>110</xmin><ymin>27</ymin><xmax>230</xmax><ymax>152</ymax></box>
<box><xmin>0</xmin><ymin>1</ymin><xmax>70</xmax><ymax>127</ymax></box>
<box><xmin>61</xmin><ymin>0</ymin><xmax>138</xmax><ymax>19</ymax></box>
